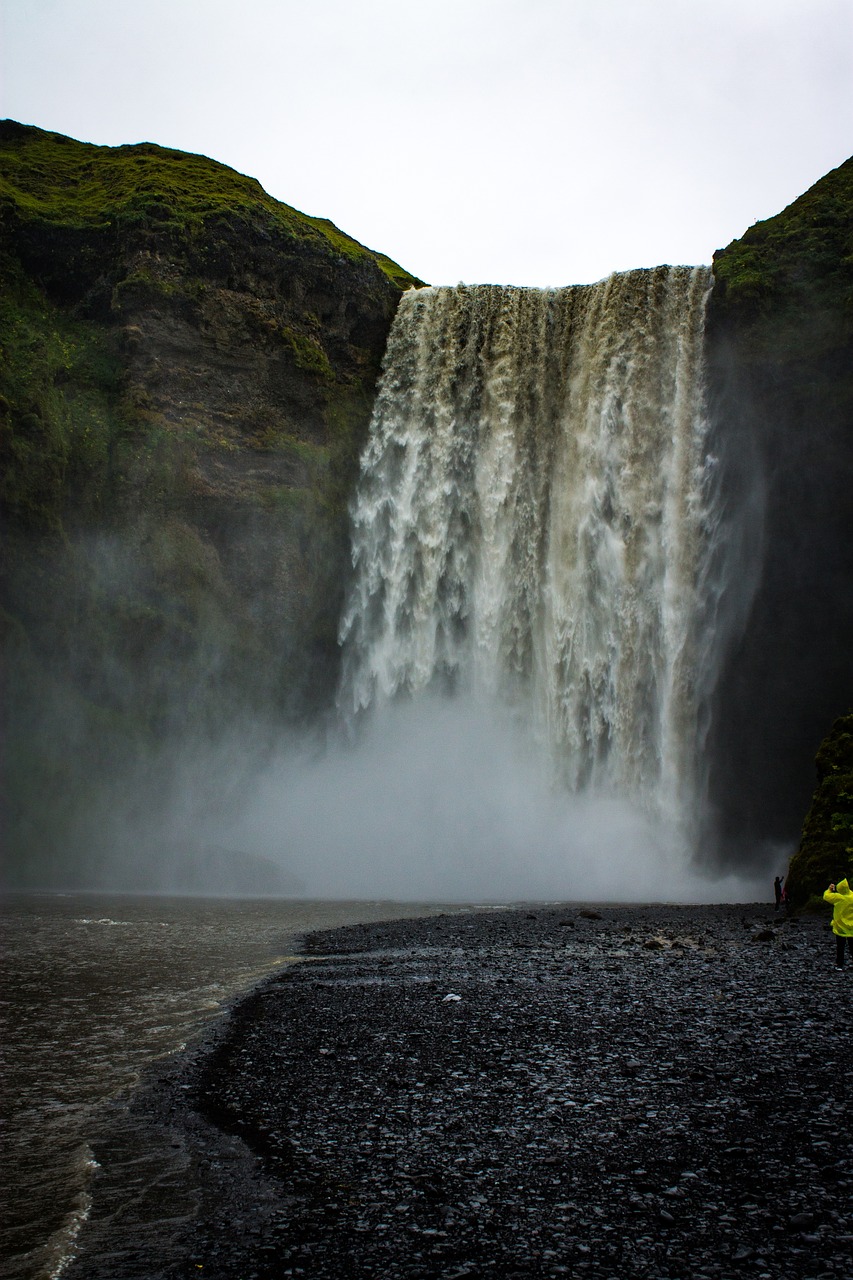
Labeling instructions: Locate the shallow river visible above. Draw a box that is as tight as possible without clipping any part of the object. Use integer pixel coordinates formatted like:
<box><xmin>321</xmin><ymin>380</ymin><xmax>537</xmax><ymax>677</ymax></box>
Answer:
<box><xmin>0</xmin><ymin>893</ymin><xmax>449</xmax><ymax>1280</ymax></box>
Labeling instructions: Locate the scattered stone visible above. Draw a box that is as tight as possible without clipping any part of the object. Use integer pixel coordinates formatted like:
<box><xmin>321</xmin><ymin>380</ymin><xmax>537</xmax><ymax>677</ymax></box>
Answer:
<box><xmin>65</xmin><ymin>902</ymin><xmax>852</xmax><ymax>1280</ymax></box>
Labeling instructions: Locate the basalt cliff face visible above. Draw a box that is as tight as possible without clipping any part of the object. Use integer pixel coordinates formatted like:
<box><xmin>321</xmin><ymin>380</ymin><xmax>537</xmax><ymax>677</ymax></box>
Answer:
<box><xmin>0</xmin><ymin>121</ymin><xmax>423</xmax><ymax>886</ymax></box>
<box><xmin>704</xmin><ymin>156</ymin><xmax>853</xmax><ymax>887</ymax></box>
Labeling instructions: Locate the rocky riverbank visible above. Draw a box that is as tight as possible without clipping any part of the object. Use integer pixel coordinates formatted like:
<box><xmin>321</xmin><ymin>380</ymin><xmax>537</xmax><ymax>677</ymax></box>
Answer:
<box><xmin>71</xmin><ymin>903</ymin><xmax>852</xmax><ymax>1279</ymax></box>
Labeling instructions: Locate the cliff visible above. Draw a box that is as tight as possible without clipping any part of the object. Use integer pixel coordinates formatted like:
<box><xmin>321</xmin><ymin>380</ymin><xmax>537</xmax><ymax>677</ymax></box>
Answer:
<box><xmin>0</xmin><ymin>121</ymin><xmax>424</xmax><ymax>887</ymax></box>
<box><xmin>784</xmin><ymin>713</ymin><xmax>853</xmax><ymax>907</ymax></box>
<box><xmin>3</xmin><ymin>121</ymin><xmax>852</xmax><ymax>894</ymax></box>
<box><xmin>704</xmin><ymin>156</ymin><xmax>853</xmax><ymax>884</ymax></box>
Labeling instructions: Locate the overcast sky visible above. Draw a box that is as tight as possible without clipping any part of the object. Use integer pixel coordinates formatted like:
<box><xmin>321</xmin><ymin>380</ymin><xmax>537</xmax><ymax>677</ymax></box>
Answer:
<box><xmin>2</xmin><ymin>0</ymin><xmax>851</xmax><ymax>287</ymax></box>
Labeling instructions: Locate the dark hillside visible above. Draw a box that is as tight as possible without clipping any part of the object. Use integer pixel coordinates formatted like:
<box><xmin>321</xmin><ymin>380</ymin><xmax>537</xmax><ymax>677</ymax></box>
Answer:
<box><xmin>0</xmin><ymin>121</ymin><xmax>424</xmax><ymax>888</ymax></box>
<box><xmin>705</xmin><ymin>156</ymin><xmax>853</xmax><ymax>876</ymax></box>
<box><xmin>785</xmin><ymin>713</ymin><xmax>853</xmax><ymax>907</ymax></box>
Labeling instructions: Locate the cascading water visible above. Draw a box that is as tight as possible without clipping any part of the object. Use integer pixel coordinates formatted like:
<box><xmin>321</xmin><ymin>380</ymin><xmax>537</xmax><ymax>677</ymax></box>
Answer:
<box><xmin>339</xmin><ymin>267</ymin><xmax>726</xmax><ymax>853</ymax></box>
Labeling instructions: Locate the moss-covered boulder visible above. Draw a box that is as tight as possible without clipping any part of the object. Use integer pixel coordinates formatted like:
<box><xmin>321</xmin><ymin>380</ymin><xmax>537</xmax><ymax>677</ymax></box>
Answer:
<box><xmin>704</xmin><ymin>157</ymin><xmax>853</xmax><ymax>864</ymax></box>
<box><xmin>785</xmin><ymin>714</ymin><xmax>853</xmax><ymax>907</ymax></box>
<box><xmin>0</xmin><ymin>120</ymin><xmax>425</xmax><ymax>888</ymax></box>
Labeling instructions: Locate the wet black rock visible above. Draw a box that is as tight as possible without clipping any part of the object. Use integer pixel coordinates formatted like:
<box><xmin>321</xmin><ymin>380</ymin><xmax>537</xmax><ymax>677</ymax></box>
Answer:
<box><xmin>68</xmin><ymin>903</ymin><xmax>852</xmax><ymax>1280</ymax></box>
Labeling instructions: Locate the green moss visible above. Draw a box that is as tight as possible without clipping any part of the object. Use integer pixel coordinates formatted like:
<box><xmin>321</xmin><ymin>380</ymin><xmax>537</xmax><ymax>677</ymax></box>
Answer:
<box><xmin>111</xmin><ymin>271</ymin><xmax>186</xmax><ymax>304</ymax></box>
<box><xmin>0</xmin><ymin>119</ymin><xmax>422</xmax><ymax>884</ymax></box>
<box><xmin>785</xmin><ymin>713</ymin><xmax>853</xmax><ymax>907</ymax></box>
<box><xmin>0</xmin><ymin>119</ymin><xmax>424</xmax><ymax>289</ymax></box>
<box><xmin>0</xmin><ymin>253</ymin><xmax>130</xmax><ymax>531</ymax></box>
<box><xmin>279</xmin><ymin>324</ymin><xmax>334</xmax><ymax>380</ymax></box>
<box><xmin>370</xmin><ymin>253</ymin><xmax>425</xmax><ymax>292</ymax></box>
<box><xmin>712</xmin><ymin>156</ymin><xmax>853</xmax><ymax>359</ymax></box>
<box><xmin>258</xmin><ymin>484</ymin><xmax>314</xmax><ymax>512</ymax></box>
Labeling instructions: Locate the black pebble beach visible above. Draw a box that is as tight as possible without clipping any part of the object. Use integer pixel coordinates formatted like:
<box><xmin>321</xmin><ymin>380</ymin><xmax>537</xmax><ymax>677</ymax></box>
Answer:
<box><xmin>71</xmin><ymin>904</ymin><xmax>852</xmax><ymax>1280</ymax></box>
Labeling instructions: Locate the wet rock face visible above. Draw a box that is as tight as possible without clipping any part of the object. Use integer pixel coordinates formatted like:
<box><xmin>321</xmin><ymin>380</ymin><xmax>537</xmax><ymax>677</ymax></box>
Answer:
<box><xmin>75</xmin><ymin>904</ymin><xmax>853</xmax><ymax>1279</ymax></box>
<box><xmin>1</xmin><ymin>125</ymin><xmax>410</xmax><ymax>717</ymax></box>
<box><xmin>786</xmin><ymin>713</ymin><xmax>853</xmax><ymax>906</ymax></box>
<box><xmin>704</xmin><ymin>155</ymin><xmax>853</xmax><ymax>865</ymax></box>
<box><xmin>1</xmin><ymin>123</ymin><xmax>422</xmax><ymax>885</ymax></box>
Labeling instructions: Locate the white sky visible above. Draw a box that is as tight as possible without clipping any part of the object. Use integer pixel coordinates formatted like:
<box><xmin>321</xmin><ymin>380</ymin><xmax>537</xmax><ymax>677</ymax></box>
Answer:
<box><xmin>2</xmin><ymin>0</ymin><xmax>851</xmax><ymax>287</ymax></box>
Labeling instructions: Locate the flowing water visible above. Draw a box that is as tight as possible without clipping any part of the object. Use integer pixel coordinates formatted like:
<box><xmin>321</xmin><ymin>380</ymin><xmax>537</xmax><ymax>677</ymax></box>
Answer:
<box><xmin>340</xmin><ymin>269</ymin><xmax>733</xmax><ymax>848</ymax></box>
<box><xmin>3</xmin><ymin>267</ymin><xmax>754</xmax><ymax>1276</ymax></box>
<box><xmin>0</xmin><ymin>893</ymin><xmax>449</xmax><ymax>1280</ymax></box>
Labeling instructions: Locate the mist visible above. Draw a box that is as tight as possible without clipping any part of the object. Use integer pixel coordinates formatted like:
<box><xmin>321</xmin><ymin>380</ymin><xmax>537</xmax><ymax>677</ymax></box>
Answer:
<box><xmin>61</xmin><ymin>272</ymin><xmax>779</xmax><ymax>906</ymax></box>
<box><xmin>210</xmin><ymin>696</ymin><xmax>768</xmax><ymax>904</ymax></box>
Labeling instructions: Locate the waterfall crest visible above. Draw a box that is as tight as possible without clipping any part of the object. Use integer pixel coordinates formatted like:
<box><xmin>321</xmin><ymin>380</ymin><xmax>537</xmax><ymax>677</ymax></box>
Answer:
<box><xmin>339</xmin><ymin>268</ymin><xmax>720</xmax><ymax>840</ymax></box>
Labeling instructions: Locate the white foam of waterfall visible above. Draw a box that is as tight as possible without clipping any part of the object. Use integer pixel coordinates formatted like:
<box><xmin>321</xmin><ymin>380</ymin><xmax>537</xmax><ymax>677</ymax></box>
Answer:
<box><xmin>339</xmin><ymin>268</ymin><xmax>723</xmax><ymax>851</ymax></box>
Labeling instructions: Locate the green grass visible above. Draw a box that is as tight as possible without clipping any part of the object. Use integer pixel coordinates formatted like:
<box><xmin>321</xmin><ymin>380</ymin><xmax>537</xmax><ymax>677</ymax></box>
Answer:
<box><xmin>0</xmin><ymin>120</ymin><xmax>425</xmax><ymax>289</ymax></box>
<box><xmin>279</xmin><ymin>324</ymin><xmax>335</xmax><ymax>380</ymax></box>
<box><xmin>712</xmin><ymin>155</ymin><xmax>853</xmax><ymax>355</ymax></box>
<box><xmin>786</xmin><ymin>713</ymin><xmax>853</xmax><ymax>906</ymax></box>
<box><xmin>0</xmin><ymin>252</ymin><xmax>130</xmax><ymax>530</ymax></box>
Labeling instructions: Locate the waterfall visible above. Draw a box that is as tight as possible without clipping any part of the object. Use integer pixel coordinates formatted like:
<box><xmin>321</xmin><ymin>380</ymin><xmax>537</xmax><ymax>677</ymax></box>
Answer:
<box><xmin>338</xmin><ymin>267</ymin><xmax>723</xmax><ymax>853</ymax></box>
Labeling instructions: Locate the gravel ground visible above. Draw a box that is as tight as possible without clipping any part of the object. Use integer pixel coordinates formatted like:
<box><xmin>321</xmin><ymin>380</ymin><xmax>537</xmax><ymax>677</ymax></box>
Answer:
<box><xmin>71</xmin><ymin>903</ymin><xmax>852</xmax><ymax>1280</ymax></box>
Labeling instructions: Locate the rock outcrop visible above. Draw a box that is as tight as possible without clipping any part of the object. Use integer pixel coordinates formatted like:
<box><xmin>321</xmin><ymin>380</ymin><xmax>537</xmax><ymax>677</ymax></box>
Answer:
<box><xmin>0</xmin><ymin>121</ymin><xmax>424</xmax><ymax>886</ymax></box>
<box><xmin>704</xmin><ymin>156</ymin><xmax>853</xmax><ymax>877</ymax></box>
<box><xmin>785</xmin><ymin>713</ymin><xmax>853</xmax><ymax>907</ymax></box>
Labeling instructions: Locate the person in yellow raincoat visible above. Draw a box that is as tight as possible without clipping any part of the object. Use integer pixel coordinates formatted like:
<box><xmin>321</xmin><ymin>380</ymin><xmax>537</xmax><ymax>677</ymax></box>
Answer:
<box><xmin>823</xmin><ymin>877</ymin><xmax>853</xmax><ymax>970</ymax></box>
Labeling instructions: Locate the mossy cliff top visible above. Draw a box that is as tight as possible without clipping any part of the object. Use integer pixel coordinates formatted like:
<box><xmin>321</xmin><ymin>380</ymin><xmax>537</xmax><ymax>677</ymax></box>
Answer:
<box><xmin>711</xmin><ymin>154</ymin><xmax>853</xmax><ymax>361</ymax></box>
<box><xmin>785</xmin><ymin>714</ymin><xmax>853</xmax><ymax>909</ymax></box>
<box><xmin>0</xmin><ymin>119</ymin><xmax>423</xmax><ymax>292</ymax></box>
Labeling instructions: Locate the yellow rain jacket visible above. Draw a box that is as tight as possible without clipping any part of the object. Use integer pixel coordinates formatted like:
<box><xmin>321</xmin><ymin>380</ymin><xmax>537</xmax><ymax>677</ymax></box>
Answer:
<box><xmin>824</xmin><ymin>878</ymin><xmax>853</xmax><ymax>936</ymax></box>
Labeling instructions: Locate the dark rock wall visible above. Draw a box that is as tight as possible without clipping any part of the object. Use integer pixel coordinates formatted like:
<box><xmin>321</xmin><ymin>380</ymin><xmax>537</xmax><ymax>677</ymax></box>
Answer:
<box><xmin>705</xmin><ymin>156</ymin><xmax>853</xmax><ymax>870</ymax></box>
<box><xmin>0</xmin><ymin>122</ymin><xmax>422</xmax><ymax>886</ymax></box>
<box><xmin>785</xmin><ymin>713</ymin><xmax>853</xmax><ymax>906</ymax></box>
